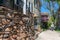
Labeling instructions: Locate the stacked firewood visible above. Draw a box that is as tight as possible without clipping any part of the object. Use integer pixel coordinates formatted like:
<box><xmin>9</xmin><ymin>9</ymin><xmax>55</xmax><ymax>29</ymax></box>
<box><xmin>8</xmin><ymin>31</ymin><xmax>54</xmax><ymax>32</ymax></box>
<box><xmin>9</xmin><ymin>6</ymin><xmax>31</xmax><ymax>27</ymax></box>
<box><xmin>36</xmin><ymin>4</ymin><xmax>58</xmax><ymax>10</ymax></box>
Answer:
<box><xmin>0</xmin><ymin>7</ymin><xmax>35</xmax><ymax>40</ymax></box>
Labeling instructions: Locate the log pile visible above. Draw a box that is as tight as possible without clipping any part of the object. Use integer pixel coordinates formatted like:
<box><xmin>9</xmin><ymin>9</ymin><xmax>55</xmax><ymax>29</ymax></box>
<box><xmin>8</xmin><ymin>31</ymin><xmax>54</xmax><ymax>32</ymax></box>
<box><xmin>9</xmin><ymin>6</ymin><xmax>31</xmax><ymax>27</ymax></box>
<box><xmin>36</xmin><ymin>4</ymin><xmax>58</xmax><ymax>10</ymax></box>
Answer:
<box><xmin>0</xmin><ymin>6</ymin><xmax>35</xmax><ymax>40</ymax></box>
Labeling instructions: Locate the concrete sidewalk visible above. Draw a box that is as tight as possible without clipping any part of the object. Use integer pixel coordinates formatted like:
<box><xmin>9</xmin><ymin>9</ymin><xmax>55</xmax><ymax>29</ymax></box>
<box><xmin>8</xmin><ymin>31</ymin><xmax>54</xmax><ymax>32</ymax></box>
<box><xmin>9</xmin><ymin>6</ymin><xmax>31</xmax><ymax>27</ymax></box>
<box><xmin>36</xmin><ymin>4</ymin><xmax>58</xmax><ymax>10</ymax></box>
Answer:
<box><xmin>35</xmin><ymin>30</ymin><xmax>60</xmax><ymax>40</ymax></box>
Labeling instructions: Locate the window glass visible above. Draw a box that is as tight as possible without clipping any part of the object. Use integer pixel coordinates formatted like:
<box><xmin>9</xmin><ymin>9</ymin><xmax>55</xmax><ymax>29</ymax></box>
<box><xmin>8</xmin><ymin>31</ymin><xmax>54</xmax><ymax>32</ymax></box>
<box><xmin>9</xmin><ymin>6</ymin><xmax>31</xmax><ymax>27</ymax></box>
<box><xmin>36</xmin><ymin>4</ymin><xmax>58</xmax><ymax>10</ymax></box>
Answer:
<box><xmin>0</xmin><ymin>0</ymin><xmax>3</xmax><ymax>5</ymax></box>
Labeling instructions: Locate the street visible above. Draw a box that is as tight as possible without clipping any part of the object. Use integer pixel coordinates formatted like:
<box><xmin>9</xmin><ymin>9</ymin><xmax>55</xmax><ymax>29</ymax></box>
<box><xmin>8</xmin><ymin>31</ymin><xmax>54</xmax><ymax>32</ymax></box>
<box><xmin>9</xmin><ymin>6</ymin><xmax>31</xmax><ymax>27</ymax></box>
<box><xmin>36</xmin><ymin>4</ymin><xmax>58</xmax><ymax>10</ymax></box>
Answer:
<box><xmin>35</xmin><ymin>30</ymin><xmax>60</xmax><ymax>40</ymax></box>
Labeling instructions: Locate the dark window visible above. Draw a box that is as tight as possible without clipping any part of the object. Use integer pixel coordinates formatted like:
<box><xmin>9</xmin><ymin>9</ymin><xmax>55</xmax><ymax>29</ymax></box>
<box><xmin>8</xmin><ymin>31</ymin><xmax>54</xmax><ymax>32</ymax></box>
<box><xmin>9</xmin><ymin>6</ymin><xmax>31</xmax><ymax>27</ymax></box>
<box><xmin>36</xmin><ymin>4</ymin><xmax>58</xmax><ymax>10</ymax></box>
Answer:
<box><xmin>28</xmin><ymin>2</ymin><xmax>30</xmax><ymax>12</ymax></box>
<box><xmin>0</xmin><ymin>0</ymin><xmax>3</xmax><ymax>6</ymax></box>
<box><xmin>31</xmin><ymin>3</ymin><xmax>33</xmax><ymax>12</ymax></box>
<box><xmin>34</xmin><ymin>0</ymin><xmax>37</xmax><ymax>6</ymax></box>
<box><xmin>34</xmin><ymin>17</ymin><xmax>37</xmax><ymax>25</ymax></box>
<box><xmin>10</xmin><ymin>0</ymin><xmax>14</xmax><ymax>8</ymax></box>
<box><xmin>14</xmin><ymin>0</ymin><xmax>23</xmax><ymax>7</ymax></box>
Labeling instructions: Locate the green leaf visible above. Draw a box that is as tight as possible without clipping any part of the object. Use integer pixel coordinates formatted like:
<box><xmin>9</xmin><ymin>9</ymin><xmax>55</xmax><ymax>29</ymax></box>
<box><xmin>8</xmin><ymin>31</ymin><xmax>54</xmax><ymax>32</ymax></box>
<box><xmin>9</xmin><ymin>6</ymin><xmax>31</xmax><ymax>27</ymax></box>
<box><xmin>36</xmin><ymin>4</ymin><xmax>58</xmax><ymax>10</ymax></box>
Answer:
<box><xmin>56</xmin><ymin>0</ymin><xmax>60</xmax><ymax>5</ymax></box>
<box><xmin>56</xmin><ymin>0</ymin><xmax>60</xmax><ymax>1</ymax></box>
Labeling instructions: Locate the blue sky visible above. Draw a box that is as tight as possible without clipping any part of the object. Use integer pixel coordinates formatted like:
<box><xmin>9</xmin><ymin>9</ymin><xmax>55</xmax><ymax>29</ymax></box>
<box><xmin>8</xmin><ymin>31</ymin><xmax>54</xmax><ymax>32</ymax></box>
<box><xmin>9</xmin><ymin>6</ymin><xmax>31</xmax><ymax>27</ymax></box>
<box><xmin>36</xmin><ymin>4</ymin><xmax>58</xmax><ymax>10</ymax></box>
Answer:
<box><xmin>40</xmin><ymin>0</ymin><xmax>59</xmax><ymax>13</ymax></box>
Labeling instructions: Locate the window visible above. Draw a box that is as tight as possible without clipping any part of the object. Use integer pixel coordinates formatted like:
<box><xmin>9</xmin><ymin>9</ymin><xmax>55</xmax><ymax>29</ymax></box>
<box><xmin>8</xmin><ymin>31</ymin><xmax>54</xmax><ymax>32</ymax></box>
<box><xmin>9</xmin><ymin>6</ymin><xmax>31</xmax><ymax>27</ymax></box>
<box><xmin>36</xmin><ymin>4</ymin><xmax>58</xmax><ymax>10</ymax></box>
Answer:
<box><xmin>14</xmin><ymin>0</ymin><xmax>23</xmax><ymax>8</ymax></box>
<box><xmin>34</xmin><ymin>17</ymin><xmax>37</xmax><ymax>25</ymax></box>
<box><xmin>19</xmin><ymin>0</ymin><xmax>24</xmax><ymax>8</ymax></box>
<box><xmin>0</xmin><ymin>0</ymin><xmax>3</xmax><ymax>5</ymax></box>
<box><xmin>14</xmin><ymin>0</ymin><xmax>19</xmax><ymax>5</ymax></box>
<box><xmin>34</xmin><ymin>0</ymin><xmax>38</xmax><ymax>8</ymax></box>
<box><xmin>34</xmin><ymin>0</ymin><xmax>37</xmax><ymax>5</ymax></box>
<box><xmin>10</xmin><ymin>0</ymin><xmax>14</xmax><ymax>8</ymax></box>
<box><xmin>31</xmin><ymin>3</ymin><xmax>33</xmax><ymax>12</ymax></box>
<box><xmin>30</xmin><ymin>3</ymin><xmax>31</xmax><ymax>12</ymax></box>
<box><xmin>30</xmin><ymin>3</ymin><xmax>33</xmax><ymax>12</ymax></box>
<box><xmin>14</xmin><ymin>0</ymin><xmax>17</xmax><ymax>4</ymax></box>
<box><xmin>27</xmin><ymin>2</ymin><xmax>30</xmax><ymax>12</ymax></box>
<box><xmin>26</xmin><ymin>0</ymin><xmax>28</xmax><ymax>10</ymax></box>
<box><xmin>25</xmin><ymin>0</ymin><xmax>30</xmax><ymax>12</ymax></box>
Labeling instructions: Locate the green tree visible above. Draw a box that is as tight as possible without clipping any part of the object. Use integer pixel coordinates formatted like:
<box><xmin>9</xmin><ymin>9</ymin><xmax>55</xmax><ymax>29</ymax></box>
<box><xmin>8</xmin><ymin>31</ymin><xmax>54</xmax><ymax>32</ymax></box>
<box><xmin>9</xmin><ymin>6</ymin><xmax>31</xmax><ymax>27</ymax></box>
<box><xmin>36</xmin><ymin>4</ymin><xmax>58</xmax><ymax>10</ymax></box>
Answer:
<box><xmin>44</xmin><ymin>0</ymin><xmax>58</xmax><ymax>26</ymax></box>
